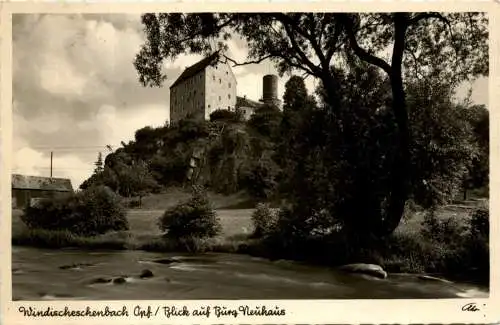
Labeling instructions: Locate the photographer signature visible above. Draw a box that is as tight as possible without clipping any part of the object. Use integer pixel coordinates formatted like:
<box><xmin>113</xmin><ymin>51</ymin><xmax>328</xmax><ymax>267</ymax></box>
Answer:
<box><xmin>461</xmin><ymin>303</ymin><xmax>480</xmax><ymax>312</ymax></box>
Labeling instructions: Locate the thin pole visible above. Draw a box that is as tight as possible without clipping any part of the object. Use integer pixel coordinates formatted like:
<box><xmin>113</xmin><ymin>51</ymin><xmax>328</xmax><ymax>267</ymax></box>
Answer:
<box><xmin>50</xmin><ymin>151</ymin><xmax>53</xmax><ymax>178</ymax></box>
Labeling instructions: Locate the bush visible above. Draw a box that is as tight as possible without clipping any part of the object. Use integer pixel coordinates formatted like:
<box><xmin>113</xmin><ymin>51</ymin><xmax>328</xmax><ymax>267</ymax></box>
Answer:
<box><xmin>461</xmin><ymin>207</ymin><xmax>489</xmax><ymax>283</ymax></box>
<box><xmin>158</xmin><ymin>188</ymin><xmax>221</xmax><ymax>239</ymax></box>
<box><xmin>12</xmin><ymin>228</ymin><xmax>129</xmax><ymax>250</ymax></box>
<box><xmin>470</xmin><ymin>207</ymin><xmax>489</xmax><ymax>238</ymax></box>
<box><xmin>240</xmin><ymin>154</ymin><xmax>280</xmax><ymax>200</ymax></box>
<box><xmin>421</xmin><ymin>210</ymin><xmax>465</xmax><ymax>245</ymax></box>
<box><xmin>21</xmin><ymin>185</ymin><xmax>128</xmax><ymax>236</ymax></box>
<box><xmin>251</xmin><ymin>203</ymin><xmax>278</xmax><ymax>238</ymax></box>
<box><xmin>210</xmin><ymin>109</ymin><xmax>242</xmax><ymax>123</ymax></box>
<box><xmin>127</xmin><ymin>199</ymin><xmax>142</xmax><ymax>208</ymax></box>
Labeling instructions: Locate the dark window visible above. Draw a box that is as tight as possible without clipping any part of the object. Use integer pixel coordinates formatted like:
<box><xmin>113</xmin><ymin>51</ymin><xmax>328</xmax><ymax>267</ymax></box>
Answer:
<box><xmin>213</xmin><ymin>75</ymin><xmax>215</xmax><ymax>81</ymax></box>
<box><xmin>208</xmin><ymin>104</ymin><xmax>211</xmax><ymax>109</ymax></box>
<box><xmin>228</xmin><ymin>94</ymin><xmax>231</xmax><ymax>99</ymax></box>
<box><xmin>218</xmin><ymin>96</ymin><xmax>221</xmax><ymax>101</ymax></box>
<box><xmin>228</xmin><ymin>82</ymin><xmax>231</xmax><ymax>88</ymax></box>
<box><xmin>219</xmin><ymin>78</ymin><xmax>222</xmax><ymax>84</ymax></box>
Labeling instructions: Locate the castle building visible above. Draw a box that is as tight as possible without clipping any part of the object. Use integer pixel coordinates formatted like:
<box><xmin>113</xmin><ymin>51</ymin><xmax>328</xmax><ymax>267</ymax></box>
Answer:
<box><xmin>236</xmin><ymin>96</ymin><xmax>263</xmax><ymax>120</ymax></box>
<box><xmin>169</xmin><ymin>52</ymin><xmax>281</xmax><ymax>123</ymax></box>
<box><xmin>170</xmin><ymin>52</ymin><xmax>237</xmax><ymax>123</ymax></box>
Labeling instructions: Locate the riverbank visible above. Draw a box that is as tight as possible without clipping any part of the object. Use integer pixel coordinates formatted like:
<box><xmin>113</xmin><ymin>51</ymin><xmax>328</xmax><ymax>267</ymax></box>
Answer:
<box><xmin>11</xmin><ymin>201</ymin><xmax>489</xmax><ymax>287</ymax></box>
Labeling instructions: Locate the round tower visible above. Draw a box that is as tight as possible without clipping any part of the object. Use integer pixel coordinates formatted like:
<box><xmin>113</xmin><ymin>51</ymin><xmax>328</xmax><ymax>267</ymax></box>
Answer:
<box><xmin>262</xmin><ymin>74</ymin><xmax>281</xmax><ymax>109</ymax></box>
<box><xmin>262</xmin><ymin>74</ymin><xmax>278</xmax><ymax>101</ymax></box>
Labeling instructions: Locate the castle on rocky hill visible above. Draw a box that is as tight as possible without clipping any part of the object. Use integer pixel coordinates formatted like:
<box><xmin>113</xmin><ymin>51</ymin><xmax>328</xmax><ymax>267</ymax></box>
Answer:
<box><xmin>169</xmin><ymin>52</ymin><xmax>281</xmax><ymax>123</ymax></box>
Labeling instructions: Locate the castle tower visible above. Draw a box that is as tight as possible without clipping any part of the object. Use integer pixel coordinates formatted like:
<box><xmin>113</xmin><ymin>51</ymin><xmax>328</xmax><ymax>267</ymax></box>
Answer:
<box><xmin>261</xmin><ymin>74</ymin><xmax>282</xmax><ymax>109</ymax></box>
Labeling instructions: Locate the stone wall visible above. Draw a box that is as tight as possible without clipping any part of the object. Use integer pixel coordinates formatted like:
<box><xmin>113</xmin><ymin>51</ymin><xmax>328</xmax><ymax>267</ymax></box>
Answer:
<box><xmin>170</xmin><ymin>70</ymin><xmax>207</xmax><ymax>123</ymax></box>
<box><xmin>204</xmin><ymin>62</ymin><xmax>237</xmax><ymax>119</ymax></box>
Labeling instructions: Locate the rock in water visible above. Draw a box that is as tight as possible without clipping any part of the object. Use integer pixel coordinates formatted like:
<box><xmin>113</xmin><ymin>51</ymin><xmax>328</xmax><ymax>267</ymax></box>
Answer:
<box><xmin>140</xmin><ymin>269</ymin><xmax>154</xmax><ymax>279</ymax></box>
<box><xmin>339</xmin><ymin>263</ymin><xmax>388</xmax><ymax>279</ymax></box>
<box><xmin>152</xmin><ymin>258</ymin><xmax>176</xmax><ymax>265</ymax></box>
<box><xmin>113</xmin><ymin>277</ymin><xmax>127</xmax><ymax>284</ymax></box>
<box><xmin>59</xmin><ymin>263</ymin><xmax>94</xmax><ymax>270</ymax></box>
<box><xmin>90</xmin><ymin>277</ymin><xmax>113</xmax><ymax>284</ymax></box>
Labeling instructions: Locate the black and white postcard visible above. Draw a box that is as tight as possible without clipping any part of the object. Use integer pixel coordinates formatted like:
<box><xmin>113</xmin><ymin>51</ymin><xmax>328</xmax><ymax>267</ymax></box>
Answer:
<box><xmin>0</xmin><ymin>2</ymin><xmax>498</xmax><ymax>324</ymax></box>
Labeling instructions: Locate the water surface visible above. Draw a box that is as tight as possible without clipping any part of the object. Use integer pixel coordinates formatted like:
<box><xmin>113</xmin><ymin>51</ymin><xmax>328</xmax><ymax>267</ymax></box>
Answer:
<box><xmin>12</xmin><ymin>246</ymin><xmax>488</xmax><ymax>300</ymax></box>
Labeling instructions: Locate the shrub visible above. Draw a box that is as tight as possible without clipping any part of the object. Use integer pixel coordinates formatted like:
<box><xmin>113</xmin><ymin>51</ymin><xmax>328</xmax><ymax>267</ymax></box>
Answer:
<box><xmin>128</xmin><ymin>199</ymin><xmax>142</xmax><ymax>208</ymax></box>
<box><xmin>21</xmin><ymin>185</ymin><xmax>128</xmax><ymax>236</ymax></box>
<box><xmin>240</xmin><ymin>154</ymin><xmax>280</xmax><ymax>200</ymax></box>
<box><xmin>209</xmin><ymin>109</ymin><xmax>242</xmax><ymax>123</ymax></box>
<box><xmin>461</xmin><ymin>207</ymin><xmax>489</xmax><ymax>284</ymax></box>
<box><xmin>158</xmin><ymin>188</ymin><xmax>221</xmax><ymax>239</ymax></box>
<box><xmin>251</xmin><ymin>203</ymin><xmax>278</xmax><ymax>238</ymax></box>
<box><xmin>12</xmin><ymin>228</ymin><xmax>129</xmax><ymax>250</ymax></box>
<box><xmin>401</xmin><ymin>199</ymin><xmax>421</xmax><ymax>223</ymax></box>
<box><xmin>470</xmin><ymin>207</ymin><xmax>489</xmax><ymax>238</ymax></box>
<box><xmin>421</xmin><ymin>210</ymin><xmax>465</xmax><ymax>245</ymax></box>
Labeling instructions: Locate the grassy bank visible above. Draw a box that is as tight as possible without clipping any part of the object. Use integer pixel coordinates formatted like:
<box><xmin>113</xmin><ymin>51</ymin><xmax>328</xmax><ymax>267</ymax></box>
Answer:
<box><xmin>12</xmin><ymin>207</ymin><xmax>254</xmax><ymax>252</ymax></box>
<box><xmin>12</xmin><ymin>199</ymin><xmax>488</xmax><ymax>285</ymax></box>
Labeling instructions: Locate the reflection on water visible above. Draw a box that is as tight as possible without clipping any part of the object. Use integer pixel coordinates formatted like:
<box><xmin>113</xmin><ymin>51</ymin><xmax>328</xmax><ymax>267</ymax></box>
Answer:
<box><xmin>12</xmin><ymin>246</ymin><xmax>488</xmax><ymax>300</ymax></box>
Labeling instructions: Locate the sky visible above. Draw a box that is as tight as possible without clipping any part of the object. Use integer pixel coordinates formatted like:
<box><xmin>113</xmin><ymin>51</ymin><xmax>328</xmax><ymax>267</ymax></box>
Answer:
<box><xmin>12</xmin><ymin>14</ymin><xmax>488</xmax><ymax>189</ymax></box>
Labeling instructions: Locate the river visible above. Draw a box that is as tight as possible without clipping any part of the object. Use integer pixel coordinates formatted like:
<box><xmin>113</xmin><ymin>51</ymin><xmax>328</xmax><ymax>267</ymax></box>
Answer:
<box><xmin>12</xmin><ymin>246</ymin><xmax>488</xmax><ymax>300</ymax></box>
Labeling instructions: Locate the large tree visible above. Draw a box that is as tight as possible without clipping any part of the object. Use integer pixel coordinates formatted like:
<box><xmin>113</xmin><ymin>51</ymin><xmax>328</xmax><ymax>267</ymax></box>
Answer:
<box><xmin>134</xmin><ymin>12</ymin><xmax>487</xmax><ymax>236</ymax></box>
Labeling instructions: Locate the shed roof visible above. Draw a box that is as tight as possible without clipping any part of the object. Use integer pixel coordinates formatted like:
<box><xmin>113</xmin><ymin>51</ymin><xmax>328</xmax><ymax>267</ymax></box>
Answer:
<box><xmin>12</xmin><ymin>174</ymin><xmax>74</xmax><ymax>192</ymax></box>
<box><xmin>170</xmin><ymin>52</ymin><xmax>220</xmax><ymax>89</ymax></box>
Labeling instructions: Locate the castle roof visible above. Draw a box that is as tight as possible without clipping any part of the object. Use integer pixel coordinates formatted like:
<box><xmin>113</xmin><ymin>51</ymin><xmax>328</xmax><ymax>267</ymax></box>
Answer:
<box><xmin>12</xmin><ymin>174</ymin><xmax>74</xmax><ymax>192</ymax></box>
<box><xmin>170</xmin><ymin>52</ymin><xmax>220</xmax><ymax>89</ymax></box>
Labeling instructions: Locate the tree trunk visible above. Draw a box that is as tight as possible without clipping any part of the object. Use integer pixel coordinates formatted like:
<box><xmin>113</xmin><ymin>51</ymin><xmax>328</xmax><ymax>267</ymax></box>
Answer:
<box><xmin>380</xmin><ymin>74</ymin><xmax>410</xmax><ymax>236</ymax></box>
<box><xmin>377</xmin><ymin>14</ymin><xmax>411</xmax><ymax>237</ymax></box>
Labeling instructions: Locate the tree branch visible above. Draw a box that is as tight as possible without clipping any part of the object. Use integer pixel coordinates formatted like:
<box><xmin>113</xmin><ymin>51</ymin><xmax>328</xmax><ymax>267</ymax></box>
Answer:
<box><xmin>325</xmin><ymin>19</ymin><xmax>342</xmax><ymax>64</ymax></box>
<box><xmin>409</xmin><ymin>12</ymin><xmax>450</xmax><ymax>27</ymax></box>
<box><xmin>274</xmin><ymin>13</ymin><xmax>331</xmax><ymax>71</ymax></box>
<box><xmin>406</xmin><ymin>46</ymin><xmax>423</xmax><ymax>79</ymax></box>
<box><xmin>340</xmin><ymin>14</ymin><xmax>392</xmax><ymax>75</ymax></box>
<box><xmin>408</xmin><ymin>12</ymin><xmax>460</xmax><ymax>71</ymax></box>
<box><xmin>279</xmin><ymin>18</ymin><xmax>322</xmax><ymax>76</ymax></box>
<box><xmin>279</xmin><ymin>54</ymin><xmax>316</xmax><ymax>76</ymax></box>
<box><xmin>222</xmin><ymin>54</ymin><xmax>273</xmax><ymax>67</ymax></box>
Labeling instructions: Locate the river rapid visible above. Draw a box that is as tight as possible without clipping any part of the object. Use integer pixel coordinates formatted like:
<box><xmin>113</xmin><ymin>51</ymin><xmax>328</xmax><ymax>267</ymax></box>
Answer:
<box><xmin>12</xmin><ymin>246</ymin><xmax>488</xmax><ymax>300</ymax></box>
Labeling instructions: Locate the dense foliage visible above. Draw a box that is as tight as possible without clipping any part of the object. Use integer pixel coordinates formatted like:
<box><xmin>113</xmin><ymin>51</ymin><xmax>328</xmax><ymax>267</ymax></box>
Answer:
<box><xmin>158</xmin><ymin>187</ymin><xmax>222</xmax><ymax>239</ymax></box>
<box><xmin>22</xmin><ymin>186</ymin><xmax>129</xmax><ymax>236</ymax></box>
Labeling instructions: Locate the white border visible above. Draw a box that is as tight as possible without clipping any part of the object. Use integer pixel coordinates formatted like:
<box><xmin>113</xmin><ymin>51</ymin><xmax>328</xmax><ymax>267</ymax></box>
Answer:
<box><xmin>1</xmin><ymin>1</ymin><xmax>499</xmax><ymax>324</ymax></box>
